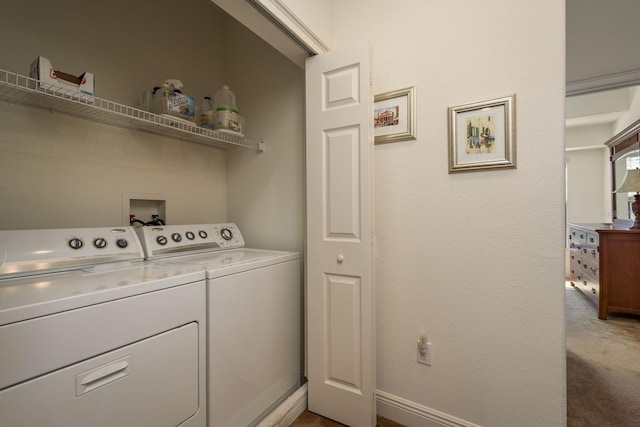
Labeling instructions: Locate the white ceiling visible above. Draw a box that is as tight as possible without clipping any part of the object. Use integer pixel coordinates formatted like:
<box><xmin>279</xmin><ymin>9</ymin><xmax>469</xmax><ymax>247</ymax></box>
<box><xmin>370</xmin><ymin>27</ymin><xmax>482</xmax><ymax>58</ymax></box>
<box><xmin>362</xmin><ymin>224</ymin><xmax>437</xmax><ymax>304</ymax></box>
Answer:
<box><xmin>566</xmin><ymin>0</ymin><xmax>640</xmax><ymax>127</ymax></box>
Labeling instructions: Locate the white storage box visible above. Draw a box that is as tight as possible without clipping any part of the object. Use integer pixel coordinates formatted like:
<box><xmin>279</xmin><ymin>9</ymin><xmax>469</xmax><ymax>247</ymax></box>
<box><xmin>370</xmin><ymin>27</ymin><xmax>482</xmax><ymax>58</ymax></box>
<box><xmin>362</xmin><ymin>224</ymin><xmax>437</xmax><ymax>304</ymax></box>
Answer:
<box><xmin>148</xmin><ymin>88</ymin><xmax>196</xmax><ymax>123</ymax></box>
<box><xmin>29</xmin><ymin>56</ymin><xmax>94</xmax><ymax>101</ymax></box>
<box><xmin>214</xmin><ymin>110</ymin><xmax>245</xmax><ymax>136</ymax></box>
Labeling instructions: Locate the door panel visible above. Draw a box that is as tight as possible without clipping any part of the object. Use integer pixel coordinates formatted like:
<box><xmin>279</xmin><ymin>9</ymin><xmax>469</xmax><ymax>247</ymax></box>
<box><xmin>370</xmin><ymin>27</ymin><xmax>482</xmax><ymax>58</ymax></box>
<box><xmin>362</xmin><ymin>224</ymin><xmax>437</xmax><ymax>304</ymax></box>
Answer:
<box><xmin>325</xmin><ymin>126</ymin><xmax>361</xmax><ymax>239</ymax></box>
<box><xmin>325</xmin><ymin>273</ymin><xmax>362</xmax><ymax>391</ymax></box>
<box><xmin>306</xmin><ymin>41</ymin><xmax>374</xmax><ymax>427</ymax></box>
<box><xmin>324</xmin><ymin>64</ymin><xmax>361</xmax><ymax>108</ymax></box>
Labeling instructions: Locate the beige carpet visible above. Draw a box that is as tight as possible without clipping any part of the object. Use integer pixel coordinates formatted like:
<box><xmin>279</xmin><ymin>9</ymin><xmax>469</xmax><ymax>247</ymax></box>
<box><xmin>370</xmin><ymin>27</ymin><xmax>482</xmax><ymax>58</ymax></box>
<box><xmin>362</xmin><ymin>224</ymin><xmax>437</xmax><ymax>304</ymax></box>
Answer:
<box><xmin>566</xmin><ymin>283</ymin><xmax>640</xmax><ymax>426</ymax></box>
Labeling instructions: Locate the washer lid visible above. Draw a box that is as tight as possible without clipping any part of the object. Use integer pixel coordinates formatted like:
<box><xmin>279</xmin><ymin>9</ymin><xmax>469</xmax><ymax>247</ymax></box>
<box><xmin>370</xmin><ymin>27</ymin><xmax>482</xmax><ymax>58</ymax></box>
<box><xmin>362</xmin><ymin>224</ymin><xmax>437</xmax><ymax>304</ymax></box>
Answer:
<box><xmin>152</xmin><ymin>248</ymin><xmax>300</xmax><ymax>279</ymax></box>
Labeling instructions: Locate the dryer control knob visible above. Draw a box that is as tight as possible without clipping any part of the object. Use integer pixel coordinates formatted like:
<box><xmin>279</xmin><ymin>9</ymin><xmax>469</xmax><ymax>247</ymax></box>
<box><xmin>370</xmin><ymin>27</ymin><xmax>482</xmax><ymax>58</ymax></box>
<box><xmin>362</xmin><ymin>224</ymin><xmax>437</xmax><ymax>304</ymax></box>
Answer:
<box><xmin>186</xmin><ymin>231</ymin><xmax>195</xmax><ymax>240</ymax></box>
<box><xmin>93</xmin><ymin>238</ymin><xmax>107</xmax><ymax>249</ymax></box>
<box><xmin>221</xmin><ymin>228</ymin><xmax>233</xmax><ymax>241</ymax></box>
<box><xmin>68</xmin><ymin>237</ymin><xmax>84</xmax><ymax>250</ymax></box>
<box><xmin>156</xmin><ymin>235</ymin><xmax>168</xmax><ymax>246</ymax></box>
<box><xmin>171</xmin><ymin>233</ymin><xmax>182</xmax><ymax>242</ymax></box>
<box><xmin>116</xmin><ymin>239</ymin><xmax>128</xmax><ymax>249</ymax></box>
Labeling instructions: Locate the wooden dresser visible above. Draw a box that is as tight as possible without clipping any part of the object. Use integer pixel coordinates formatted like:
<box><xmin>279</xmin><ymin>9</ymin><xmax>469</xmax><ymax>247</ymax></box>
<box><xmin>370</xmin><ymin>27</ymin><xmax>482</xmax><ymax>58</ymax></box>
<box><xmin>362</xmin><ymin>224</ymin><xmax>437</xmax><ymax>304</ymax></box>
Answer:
<box><xmin>569</xmin><ymin>223</ymin><xmax>640</xmax><ymax>319</ymax></box>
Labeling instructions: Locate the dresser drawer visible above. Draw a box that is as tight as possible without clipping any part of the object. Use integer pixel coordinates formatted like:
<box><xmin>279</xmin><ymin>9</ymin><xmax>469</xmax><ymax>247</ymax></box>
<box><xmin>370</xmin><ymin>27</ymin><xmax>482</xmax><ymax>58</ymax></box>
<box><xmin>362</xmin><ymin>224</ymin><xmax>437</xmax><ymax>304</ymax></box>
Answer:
<box><xmin>569</xmin><ymin>227</ymin><xmax>587</xmax><ymax>247</ymax></box>
<box><xmin>581</xmin><ymin>256</ymin><xmax>599</xmax><ymax>281</ymax></box>
<box><xmin>586</xmin><ymin>232</ymin><xmax>599</xmax><ymax>246</ymax></box>
<box><xmin>580</xmin><ymin>271</ymin><xmax>600</xmax><ymax>306</ymax></box>
<box><xmin>569</xmin><ymin>249</ymin><xmax>581</xmax><ymax>282</ymax></box>
<box><xmin>581</xmin><ymin>244</ymin><xmax>598</xmax><ymax>262</ymax></box>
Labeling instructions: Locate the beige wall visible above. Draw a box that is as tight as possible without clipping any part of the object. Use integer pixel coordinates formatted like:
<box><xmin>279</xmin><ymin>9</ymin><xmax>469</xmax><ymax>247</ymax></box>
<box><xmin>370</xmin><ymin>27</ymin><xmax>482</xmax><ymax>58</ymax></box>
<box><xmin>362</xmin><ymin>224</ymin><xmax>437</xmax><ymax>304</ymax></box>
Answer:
<box><xmin>0</xmin><ymin>103</ymin><xmax>227</xmax><ymax>229</ymax></box>
<box><xmin>565</xmin><ymin>85</ymin><xmax>640</xmax><ymax>226</ymax></box>
<box><xmin>224</xmin><ymin>17</ymin><xmax>305</xmax><ymax>253</ymax></box>
<box><xmin>1</xmin><ymin>0</ymin><xmax>568</xmax><ymax>424</ymax></box>
<box><xmin>614</xmin><ymin>86</ymin><xmax>640</xmax><ymax>134</ymax></box>
<box><xmin>566</xmin><ymin>147</ymin><xmax>610</xmax><ymax>223</ymax></box>
<box><xmin>0</xmin><ymin>0</ymin><xmax>303</xmax><ymax>237</ymax></box>
<box><xmin>329</xmin><ymin>1</ymin><xmax>567</xmax><ymax>425</ymax></box>
<box><xmin>566</xmin><ymin>125</ymin><xmax>613</xmax><ymax>223</ymax></box>
<box><xmin>0</xmin><ymin>0</ymin><xmax>227</xmax><ymax>229</ymax></box>
<box><xmin>566</xmin><ymin>124</ymin><xmax>613</xmax><ymax>150</ymax></box>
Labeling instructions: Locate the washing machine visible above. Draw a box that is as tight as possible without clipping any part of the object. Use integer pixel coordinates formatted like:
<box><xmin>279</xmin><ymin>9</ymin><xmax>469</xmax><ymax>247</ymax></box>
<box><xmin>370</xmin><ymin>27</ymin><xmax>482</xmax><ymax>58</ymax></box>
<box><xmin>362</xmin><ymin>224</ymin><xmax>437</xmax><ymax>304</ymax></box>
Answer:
<box><xmin>136</xmin><ymin>223</ymin><xmax>301</xmax><ymax>427</ymax></box>
<box><xmin>0</xmin><ymin>226</ymin><xmax>207</xmax><ymax>427</ymax></box>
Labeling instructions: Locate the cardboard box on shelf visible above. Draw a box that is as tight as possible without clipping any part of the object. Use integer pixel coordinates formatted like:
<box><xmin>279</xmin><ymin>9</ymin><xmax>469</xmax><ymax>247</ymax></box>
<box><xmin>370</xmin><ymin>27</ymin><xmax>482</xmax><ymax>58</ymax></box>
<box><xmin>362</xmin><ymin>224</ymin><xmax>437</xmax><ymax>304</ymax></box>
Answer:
<box><xmin>29</xmin><ymin>56</ymin><xmax>94</xmax><ymax>101</ymax></box>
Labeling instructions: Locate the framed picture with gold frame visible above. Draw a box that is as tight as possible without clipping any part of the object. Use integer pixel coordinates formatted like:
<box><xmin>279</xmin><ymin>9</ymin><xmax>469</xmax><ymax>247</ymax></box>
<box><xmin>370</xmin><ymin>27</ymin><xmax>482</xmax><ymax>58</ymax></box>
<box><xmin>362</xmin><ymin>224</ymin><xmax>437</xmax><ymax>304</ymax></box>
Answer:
<box><xmin>374</xmin><ymin>86</ymin><xmax>416</xmax><ymax>144</ymax></box>
<box><xmin>448</xmin><ymin>94</ymin><xmax>516</xmax><ymax>173</ymax></box>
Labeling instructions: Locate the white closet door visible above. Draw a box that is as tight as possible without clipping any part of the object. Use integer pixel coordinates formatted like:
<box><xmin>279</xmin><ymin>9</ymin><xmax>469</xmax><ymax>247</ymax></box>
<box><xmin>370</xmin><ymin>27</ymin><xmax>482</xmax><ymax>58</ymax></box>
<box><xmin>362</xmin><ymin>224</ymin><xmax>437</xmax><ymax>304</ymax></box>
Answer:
<box><xmin>305</xmin><ymin>40</ymin><xmax>375</xmax><ymax>427</ymax></box>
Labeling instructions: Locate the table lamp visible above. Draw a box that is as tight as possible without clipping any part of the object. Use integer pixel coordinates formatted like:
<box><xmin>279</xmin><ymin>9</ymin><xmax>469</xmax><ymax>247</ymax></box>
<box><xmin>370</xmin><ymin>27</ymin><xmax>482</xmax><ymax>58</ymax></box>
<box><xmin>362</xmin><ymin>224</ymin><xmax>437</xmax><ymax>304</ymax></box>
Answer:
<box><xmin>614</xmin><ymin>168</ymin><xmax>640</xmax><ymax>229</ymax></box>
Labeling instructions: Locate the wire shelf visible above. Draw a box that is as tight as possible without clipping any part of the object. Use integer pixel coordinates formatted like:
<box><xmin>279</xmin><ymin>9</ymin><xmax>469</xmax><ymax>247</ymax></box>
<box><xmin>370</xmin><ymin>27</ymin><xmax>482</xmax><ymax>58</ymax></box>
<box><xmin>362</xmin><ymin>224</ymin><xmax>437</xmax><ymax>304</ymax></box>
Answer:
<box><xmin>0</xmin><ymin>68</ymin><xmax>264</xmax><ymax>152</ymax></box>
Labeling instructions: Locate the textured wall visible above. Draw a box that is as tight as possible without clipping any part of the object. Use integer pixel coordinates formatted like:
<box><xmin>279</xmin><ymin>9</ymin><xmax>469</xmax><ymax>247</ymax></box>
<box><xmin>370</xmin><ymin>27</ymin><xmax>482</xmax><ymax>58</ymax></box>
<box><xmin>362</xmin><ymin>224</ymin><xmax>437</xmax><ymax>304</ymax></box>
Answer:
<box><xmin>0</xmin><ymin>0</ymin><xmax>231</xmax><ymax>229</ymax></box>
<box><xmin>331</xmin><ymin>0</ymin><xmax>567</xmax><ymax>425</ymax></box>
<box><xmin>224</xmin><ymin>17</ymin><xmax>305</xmax><ymax>254</ymax></box>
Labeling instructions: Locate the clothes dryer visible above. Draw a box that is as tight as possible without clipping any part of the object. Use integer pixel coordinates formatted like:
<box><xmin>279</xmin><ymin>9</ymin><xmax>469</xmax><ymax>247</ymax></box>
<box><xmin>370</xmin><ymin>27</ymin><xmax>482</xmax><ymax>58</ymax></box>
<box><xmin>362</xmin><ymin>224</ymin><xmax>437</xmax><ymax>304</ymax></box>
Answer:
<box><xmin>136</xmin><ymin>223</ymin><xmax>301</xmax><ymax>427</ymax></box>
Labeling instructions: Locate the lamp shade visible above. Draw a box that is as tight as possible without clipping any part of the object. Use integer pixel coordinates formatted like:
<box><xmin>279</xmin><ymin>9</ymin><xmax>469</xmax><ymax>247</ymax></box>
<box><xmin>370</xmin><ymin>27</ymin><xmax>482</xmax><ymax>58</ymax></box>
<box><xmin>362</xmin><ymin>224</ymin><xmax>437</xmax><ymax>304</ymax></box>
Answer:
<box><xmin>614</xmin><ymin>168</ymin><xmax>640</xmax><ymax>194</ymax></box>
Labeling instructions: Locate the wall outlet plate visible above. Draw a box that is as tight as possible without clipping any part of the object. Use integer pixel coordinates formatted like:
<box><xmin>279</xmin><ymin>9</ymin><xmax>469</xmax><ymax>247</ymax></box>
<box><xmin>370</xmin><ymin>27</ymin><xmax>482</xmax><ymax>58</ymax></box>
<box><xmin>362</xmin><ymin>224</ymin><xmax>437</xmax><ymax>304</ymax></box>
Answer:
<box><xmin>418</xmin><ymin>342</ymin><xmax>432</xmax><ymax>366</ymax></box>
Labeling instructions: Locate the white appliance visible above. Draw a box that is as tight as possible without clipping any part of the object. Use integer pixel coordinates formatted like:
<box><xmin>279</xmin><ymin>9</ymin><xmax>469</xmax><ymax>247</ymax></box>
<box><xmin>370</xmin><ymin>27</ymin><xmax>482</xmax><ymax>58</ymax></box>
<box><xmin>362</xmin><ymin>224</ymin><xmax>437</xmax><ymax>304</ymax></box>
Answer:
<box><xmin>136</xmin><ymin>223</ymin><xmax>301</xmax><ymax>427</ymax></box>
<box><xmin>0</xmin><ymin>227</ymin><xmax>207</xmax><ymax>427</ymax></box>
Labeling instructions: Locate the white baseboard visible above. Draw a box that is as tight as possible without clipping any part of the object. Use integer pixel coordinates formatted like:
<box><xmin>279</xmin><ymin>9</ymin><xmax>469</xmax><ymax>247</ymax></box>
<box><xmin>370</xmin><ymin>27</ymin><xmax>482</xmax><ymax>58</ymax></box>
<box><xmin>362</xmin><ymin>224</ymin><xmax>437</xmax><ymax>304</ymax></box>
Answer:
<box><xmin>257</xmin><ymin>384</ymin><xmax>479</xmax><ymax>427</ymax></box>
<box><xmin>376</xmin><ymin>390</ymin><xmax>480</xmax><ymax>427</ymax></box>
<box><xmin>257</xmin><ymin>383</ymin><xmax>308</xmax><ymax>427</ymax></box>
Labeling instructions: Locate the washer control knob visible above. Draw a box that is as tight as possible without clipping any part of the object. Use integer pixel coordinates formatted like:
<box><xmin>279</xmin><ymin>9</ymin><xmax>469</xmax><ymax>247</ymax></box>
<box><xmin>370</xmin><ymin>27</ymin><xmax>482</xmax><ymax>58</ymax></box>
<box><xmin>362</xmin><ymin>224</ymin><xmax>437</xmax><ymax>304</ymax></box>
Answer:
<box><xmin>221</xmin><ymin>228</ymin><xmax>233</xmax><ymax>241</ymax></box>
<box><xmin>337</xmin><ymin>254</ymin><xmax>344</xmax><ymax>264</ymax></box>
<box><xmin>185</xmin><ymin>231</ymin><xmax>195</xmax><ymax>240</ymax></box>
<box><xmin>116</xmin><ymin>239</ymin><xmax>128</xmax><ymax>249</ymax></box>
<box><xmin>171</xmin><ymin>233</ymin><xmax>182</xmax><ymax>242</ymax></box>
<box><xmin>199</xmin><ymin>231</ymin><xmax>208</xmax><ymax>239</ymax></box>
<box><xmin>156</xmin><ymin>235</ymin><xmax>168</xmax><ymax>246</ymax></box>
<box><xmin>68</xmin><ymin>238</ymin><xmax>84</xmax><ymax>250</ymax></box>
<box><xmin>93</xmin><ymin>238</ymin><xmax>107</xmax><ymax>249</ymax></box>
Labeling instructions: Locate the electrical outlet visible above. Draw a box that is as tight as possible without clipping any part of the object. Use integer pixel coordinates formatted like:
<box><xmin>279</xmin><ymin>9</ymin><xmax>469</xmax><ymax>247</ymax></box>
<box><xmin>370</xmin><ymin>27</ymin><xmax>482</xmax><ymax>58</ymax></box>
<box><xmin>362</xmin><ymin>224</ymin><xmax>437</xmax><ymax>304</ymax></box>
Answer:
<box><xmin>417</xmin><ymin>340</ymin><xmax>432</xmax><ymax>366</ymax></box>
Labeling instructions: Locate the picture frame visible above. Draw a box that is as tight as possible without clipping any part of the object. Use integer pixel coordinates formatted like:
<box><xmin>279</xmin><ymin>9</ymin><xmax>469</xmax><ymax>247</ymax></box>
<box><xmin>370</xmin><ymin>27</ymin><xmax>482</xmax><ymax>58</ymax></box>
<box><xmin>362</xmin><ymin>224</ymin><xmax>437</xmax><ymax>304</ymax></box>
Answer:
<box><xmin>374</xmin><ymin>86</ymin><xmax>416</xmax><ymax>144</ymax></box>
<box><xmin>447</xmin><ymin>94</ymin><xmax>516</xmax><ymax>173</ymax></box>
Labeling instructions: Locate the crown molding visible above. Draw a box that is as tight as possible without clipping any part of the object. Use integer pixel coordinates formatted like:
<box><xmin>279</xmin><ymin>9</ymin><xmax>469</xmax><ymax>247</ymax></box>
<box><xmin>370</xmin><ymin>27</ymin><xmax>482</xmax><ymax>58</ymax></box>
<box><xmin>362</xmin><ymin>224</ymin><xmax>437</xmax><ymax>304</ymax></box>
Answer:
<box><xmin>567</xmin><ymin>68</ymin><xmax>640</xmax><ymax>96</ymax></box>
<box><xmin>247</xmin><ymin>0</ymin><xmax>330</xmax><ymax>56</ymax></box>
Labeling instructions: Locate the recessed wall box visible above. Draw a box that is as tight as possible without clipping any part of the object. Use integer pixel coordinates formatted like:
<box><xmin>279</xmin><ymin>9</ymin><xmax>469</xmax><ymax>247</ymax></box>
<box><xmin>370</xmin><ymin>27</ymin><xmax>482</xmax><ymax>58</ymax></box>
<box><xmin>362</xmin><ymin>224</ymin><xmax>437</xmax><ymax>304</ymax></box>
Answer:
<box><xmin>123</xmin><ymin>192</ymin><xmax>169</xmax><ymax>227</ymax></box>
